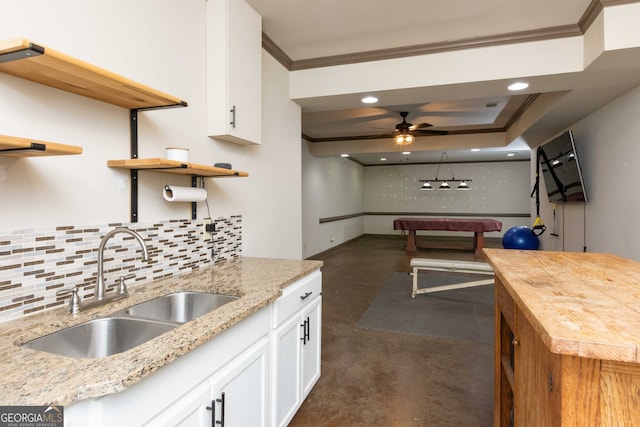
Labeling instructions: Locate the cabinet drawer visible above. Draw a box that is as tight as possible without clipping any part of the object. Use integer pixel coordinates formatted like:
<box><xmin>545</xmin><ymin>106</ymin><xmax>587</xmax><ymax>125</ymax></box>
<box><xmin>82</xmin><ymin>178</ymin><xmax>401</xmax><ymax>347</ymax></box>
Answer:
<box><xmin>272</xmin><ymin>270</ymin><xmax>322</xmax><ymax>326</ymax></box>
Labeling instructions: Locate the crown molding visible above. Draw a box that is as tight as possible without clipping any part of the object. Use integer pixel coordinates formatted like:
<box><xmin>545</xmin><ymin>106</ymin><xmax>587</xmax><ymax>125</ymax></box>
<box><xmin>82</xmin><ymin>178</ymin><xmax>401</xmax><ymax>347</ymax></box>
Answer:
<box><xmin>289</xmin><ymin>25</ymin><xmax>581</xmax><ymax>71</ymax></box>
<box><xmin>263</xmin><ymin>0</ymin><xmax>640</xmax><ymax>71</ymax></box>
<box><xmin>262</xmin><ymin>32</ymin><xmax>292</xmax><ymax>69</ymax></box>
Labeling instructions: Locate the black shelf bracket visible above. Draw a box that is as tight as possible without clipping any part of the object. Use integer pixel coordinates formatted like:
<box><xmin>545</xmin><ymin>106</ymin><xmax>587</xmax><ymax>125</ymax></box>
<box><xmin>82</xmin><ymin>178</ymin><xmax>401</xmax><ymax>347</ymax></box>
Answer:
<box><xmin>140</xmin><ymin>164</ymin><xmax>189</xmax><ymax>171</ymax></box>
<box><xmin>137</xmin><ymin>100</ymin><xmax>188</xmax><ymax>111</ymax></box>
<box><xmin>129</xmin><ymin>108</ymin><xmax>195</xmax><ymax>222</ymax></box>
<box><xmin>0</xmin><ymin>142</ymin><xmax>46</xmax><ymax>153</ymax></box>
<box><xmin>191</xmin><ymin>176</ymin><xmax>198</xmax><ymax>220</ymax></box>
<box><xmin>0</xmin><ymin>43</ymin><xmax>44</xmax><ymax>64</ymax></box>
<box><xmin>130</xmin><ymin>109</ymin><xmax>139</xmax><ymax>223</ymax></box>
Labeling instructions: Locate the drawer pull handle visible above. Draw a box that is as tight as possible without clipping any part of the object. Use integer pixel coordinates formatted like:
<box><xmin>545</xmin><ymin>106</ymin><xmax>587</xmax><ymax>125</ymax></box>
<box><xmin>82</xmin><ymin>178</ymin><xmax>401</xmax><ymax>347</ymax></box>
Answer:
<box><xmin>300</xmin><ymin>291</ymin><xmax>313</xmax><ymax>300</ymax></box>
<box><xmin>230</xmin><ymin>105</ymin><xmax>236</xmax><ymax>128</ymax></box>
<box><xmin>300</xmin><ymin>317</ymin><xmax>310</xmax><ymax>344</ymax></box>
<box><xmin>206</xmin><ymin>392</ymin><xmax>225</xmax><ymax>427</ymax></box>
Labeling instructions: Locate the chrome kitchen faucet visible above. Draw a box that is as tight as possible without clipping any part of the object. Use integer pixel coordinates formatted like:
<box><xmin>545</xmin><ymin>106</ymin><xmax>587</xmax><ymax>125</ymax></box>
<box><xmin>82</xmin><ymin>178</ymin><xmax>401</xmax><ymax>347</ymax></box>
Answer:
<box><xmin>57</xmin><ymin>227</ymin><xmax>149</xmax><ymax>313</ymax></box>
<box><xmin>96</xmin><ymin>227</ymin><xmax>149</xmax><ymax>300</ymax></box>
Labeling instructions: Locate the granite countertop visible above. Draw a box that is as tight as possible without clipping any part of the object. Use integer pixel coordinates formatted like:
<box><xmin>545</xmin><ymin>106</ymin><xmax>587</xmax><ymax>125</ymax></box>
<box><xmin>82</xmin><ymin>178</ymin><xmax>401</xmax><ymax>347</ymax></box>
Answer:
<box><xmin>0</xmin><ymin>257</ymin><xmax>322</xmax><ymax>406</ymax></box>
<box><xmin>483</xmin><ymin>248</ymin><xmax>640</xmax><ymax>363</ymax></box>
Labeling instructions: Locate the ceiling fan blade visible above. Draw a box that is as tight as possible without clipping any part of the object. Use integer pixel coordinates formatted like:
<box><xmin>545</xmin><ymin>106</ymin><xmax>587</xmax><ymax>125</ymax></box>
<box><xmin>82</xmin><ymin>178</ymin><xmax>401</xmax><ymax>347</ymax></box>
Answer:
<box><xmin>411</xmin><ymin>122</ymin><xmax>433</xmax><ymax>130</ymax></box>
<box><xmin>413</xmin><ymin>129</ymin><xmax>449</xmax><ymax>135</ymax></box>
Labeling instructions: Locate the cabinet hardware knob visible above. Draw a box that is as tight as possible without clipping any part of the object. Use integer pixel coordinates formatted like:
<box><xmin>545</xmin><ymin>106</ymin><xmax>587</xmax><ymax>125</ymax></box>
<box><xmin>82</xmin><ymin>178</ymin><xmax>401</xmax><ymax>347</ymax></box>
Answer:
<box><xmin>512</xmin><ymin>338</ymin><xmax>520</xmax><ymax>346</ymax></box>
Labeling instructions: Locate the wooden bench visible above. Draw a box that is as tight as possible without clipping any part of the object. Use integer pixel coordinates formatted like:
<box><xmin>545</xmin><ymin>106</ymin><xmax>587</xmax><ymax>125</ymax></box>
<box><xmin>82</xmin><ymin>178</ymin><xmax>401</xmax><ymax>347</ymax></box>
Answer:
<box><xmin>410</xmin><ymin>258</ymin><xmax>494</xmax><ymax>298</ymax></box>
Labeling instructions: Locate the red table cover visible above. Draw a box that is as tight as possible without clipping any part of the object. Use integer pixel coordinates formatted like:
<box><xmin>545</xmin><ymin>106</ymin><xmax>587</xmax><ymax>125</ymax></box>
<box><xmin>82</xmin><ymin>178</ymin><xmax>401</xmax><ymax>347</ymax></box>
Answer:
<box><xmin>393</xmin><ymin>217</ymin><xmax>502</xmax><ymax>232</ymax></box>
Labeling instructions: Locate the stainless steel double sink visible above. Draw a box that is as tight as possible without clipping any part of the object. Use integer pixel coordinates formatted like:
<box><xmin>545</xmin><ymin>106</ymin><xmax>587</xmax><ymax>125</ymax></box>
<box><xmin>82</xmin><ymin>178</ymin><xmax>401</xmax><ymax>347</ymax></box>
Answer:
<box><xmin>22</xmin><ymin>292</ymin><xmax>238</xmax><ymax>358</ymax></box>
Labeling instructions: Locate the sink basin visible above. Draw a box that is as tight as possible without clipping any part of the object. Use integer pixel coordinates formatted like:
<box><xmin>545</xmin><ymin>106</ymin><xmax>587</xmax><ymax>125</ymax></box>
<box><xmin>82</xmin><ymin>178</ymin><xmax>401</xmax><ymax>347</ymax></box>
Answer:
<box><xmin>122</xmin><ymin>291</ymin><xmax>239</xmax><ymax>324</ymax></box>
<box><xmin>22</xmin><ymin>317</ymin><xmax>176</xmax><ymax>358</ymax></box>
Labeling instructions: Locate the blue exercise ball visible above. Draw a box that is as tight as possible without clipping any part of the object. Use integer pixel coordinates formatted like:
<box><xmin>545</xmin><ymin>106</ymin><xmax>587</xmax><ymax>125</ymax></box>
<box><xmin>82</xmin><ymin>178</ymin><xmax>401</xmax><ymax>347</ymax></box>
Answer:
<box><xmin>502</xmin><ymin>226</ymin><xmax>540</xmax><ymax>250</ymax></box>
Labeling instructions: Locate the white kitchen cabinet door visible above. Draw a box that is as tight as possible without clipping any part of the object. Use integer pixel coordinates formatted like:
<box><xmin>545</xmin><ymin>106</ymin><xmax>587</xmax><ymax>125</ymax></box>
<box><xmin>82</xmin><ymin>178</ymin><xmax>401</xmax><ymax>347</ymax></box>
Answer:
<box><xmin>206</xmin><ymin>0</ymin><xmax>262</xmax><ymax>145</ymax></box>
<box><xmin>209</xmin><ymin>336</ymin><xmax>270</xmax><ymax>427</ymax></box>
<box><xmin>272</xmin><ymin>312</ymin><xmax>304</xmax><ymax>427</ymax></box>
<box><xmin>301</xmin><ymin>296</ymin><xmax>322</xmax><ymax>398</ymax></box>
<box><xmin>144</xmin><ymin>382</ymin><xmax>210</xmax><ymax>427</ymax></box>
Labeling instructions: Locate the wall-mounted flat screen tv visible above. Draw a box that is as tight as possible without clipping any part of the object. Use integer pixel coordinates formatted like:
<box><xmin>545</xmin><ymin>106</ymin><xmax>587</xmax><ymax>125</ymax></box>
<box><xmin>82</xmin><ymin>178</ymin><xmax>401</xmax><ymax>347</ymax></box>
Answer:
<box><xmin>539</xmin><ymin>129</ymin><xmax>588</xmax><ymax>202</ymax></box>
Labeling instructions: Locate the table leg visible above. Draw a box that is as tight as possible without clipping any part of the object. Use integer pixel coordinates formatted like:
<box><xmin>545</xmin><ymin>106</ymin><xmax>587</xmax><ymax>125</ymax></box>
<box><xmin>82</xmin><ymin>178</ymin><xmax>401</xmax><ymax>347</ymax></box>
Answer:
<box><xmin>405</xmin><ymin>230</ymin><xmax>417</xmax><ymax>252</ymax></box>
<box><xmin>473</xmin><ymin>232</ymin><xmax>485</xmax><ymax>252</ymax></box>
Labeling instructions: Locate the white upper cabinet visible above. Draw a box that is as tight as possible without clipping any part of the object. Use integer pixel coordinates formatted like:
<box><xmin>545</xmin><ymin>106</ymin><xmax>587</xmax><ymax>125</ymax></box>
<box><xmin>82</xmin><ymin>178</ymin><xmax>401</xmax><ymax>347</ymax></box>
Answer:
<box><xmin>206</xmin><ymin>0</ymin><xmax>262</xmax><ymax>145</ymax></box>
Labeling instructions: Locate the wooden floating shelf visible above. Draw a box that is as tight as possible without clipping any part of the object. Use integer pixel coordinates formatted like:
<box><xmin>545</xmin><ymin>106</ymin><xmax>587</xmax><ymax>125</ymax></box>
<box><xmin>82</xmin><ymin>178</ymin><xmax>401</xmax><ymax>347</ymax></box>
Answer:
<box><xmin>0</xmin><ymin>37</ymin><xmax>187</xmax><ymax>110</ymax></box>
<box><xmin>107</xmin><ymin>158</ymin><xmax>249</xmax><ymax>177</ymax></box>
<box><xmin>0</xmin><ymin>135</ymin><xmax>82</xmax><ymax>157</ymax></box>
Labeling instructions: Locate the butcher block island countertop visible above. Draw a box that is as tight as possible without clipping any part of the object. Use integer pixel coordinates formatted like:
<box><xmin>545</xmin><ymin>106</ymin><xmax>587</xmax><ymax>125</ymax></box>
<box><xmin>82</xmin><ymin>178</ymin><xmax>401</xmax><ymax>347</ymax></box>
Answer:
<box><xmin>0</xmin><ymin>257</ymin><xmax>322</xmax><ymax>406</ymax></box>
<box><xmin>484</xmin><ymin>249</ymin><xmax>640</xmax><ymax>426</ymax></box>
<box><xmin>483</xmin><ymin>249</ymin><xmax>640</xmax><ymax>362</ymax></box>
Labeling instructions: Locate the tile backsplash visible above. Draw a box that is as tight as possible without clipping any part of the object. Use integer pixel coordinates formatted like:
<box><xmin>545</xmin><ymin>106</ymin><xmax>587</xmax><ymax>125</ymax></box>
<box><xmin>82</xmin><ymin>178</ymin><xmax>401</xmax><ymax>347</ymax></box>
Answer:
<box><xmin>0</xmin><ymin>216</ymin><xmax>242</xmax><ymax>323</ymax></box>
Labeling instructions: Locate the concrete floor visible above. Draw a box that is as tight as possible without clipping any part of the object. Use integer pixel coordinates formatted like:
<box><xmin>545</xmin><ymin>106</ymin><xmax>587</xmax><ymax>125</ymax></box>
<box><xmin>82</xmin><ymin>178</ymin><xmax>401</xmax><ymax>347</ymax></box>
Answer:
<box><xmin>289</xmin><ymin>234</ymin><xmax>500</xmax><ymax>427</ymax></box>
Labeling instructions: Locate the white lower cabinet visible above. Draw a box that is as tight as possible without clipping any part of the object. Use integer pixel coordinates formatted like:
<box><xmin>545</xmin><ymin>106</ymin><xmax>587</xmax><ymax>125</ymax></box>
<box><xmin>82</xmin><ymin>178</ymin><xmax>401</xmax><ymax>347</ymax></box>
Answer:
<box><xmin>271</xmin><ymin>271</ymin><xmax>322</xmax><ymax>427</ymax></box>
<box><xmin>64</xmin><ymin>270</ymin><xmax>322</xmax><ymax>427</ymax></box>
<box><xmin>273</xmin><ymin>314</ymin><xmax>303</xmax><ymax>425</ymax></box>
<box><xmin>65</xmin><ymin>306</ymin><xmax>271</xmax><ymax>427</ymax></box>
<box><xmin>301</xmin><ymin>298</ymin><xmax>322</xmax><ymax>398</ymax></box>
<box><xmin>146</xmin><ymin>337</ymin><xmax>269</xmax><ymax>427</ymax></box>
<box><xmin>208</xmin><ymin>337</ymin><xmax>269</xmax><ymax>427</ymax></box>
<box><xmin>149</xmin><ymin>382</ymin><xmax>211</xmax><ymax>427</ymax></box>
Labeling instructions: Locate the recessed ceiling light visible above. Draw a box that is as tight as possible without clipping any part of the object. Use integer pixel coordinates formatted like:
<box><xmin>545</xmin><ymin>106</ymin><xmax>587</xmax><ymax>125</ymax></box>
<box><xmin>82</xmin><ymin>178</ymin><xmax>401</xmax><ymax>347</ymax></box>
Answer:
<box><xmin>380</xmin><ymin>157</ymin><xmax>387</xmax><ymax>161</ymax></box>
<box><xmin>508</xmin><ymin>82</ymin><xmax>529</xmax><ymax>91</ymax></box>
<box><xmin>361</xmin><ymin>96</ymin><xmax>378</xmax><ymax>104</ymax></box>
<box><xmin>507</xmin><ymin>152</ymin><xmax>516</xmax><ymax>157</ymax></box>
<box><xmin>402</xmin><ymin>151</ymin><xmax>411</xmax><ymax>155</ymax></box>
<box><xmin>340</xmin><ymin>153</ymin><xmax>349</xmax><ymax>157</ymax></box>
<box><xmin>470</xmin><ymin>148</ymin><xmax>480</xmax><ymax>152</ymax></box>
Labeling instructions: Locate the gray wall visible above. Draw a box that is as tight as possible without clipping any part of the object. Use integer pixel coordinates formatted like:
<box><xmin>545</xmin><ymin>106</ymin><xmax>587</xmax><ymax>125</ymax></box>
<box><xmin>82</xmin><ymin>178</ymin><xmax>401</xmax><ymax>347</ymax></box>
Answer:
<box><xmin>536</xmin><ymin>84</ymin><xmax>640</xmax><ymax>260</ymax></box>
<box><xmin>363</xmin><ymin>161</ymin><xmax>531</xmax><ymax>236</ymax></box>
<box><xmin>302</xmin><ymin>142</ymin><xmax>364</xmax><ymax>258</ymax></box>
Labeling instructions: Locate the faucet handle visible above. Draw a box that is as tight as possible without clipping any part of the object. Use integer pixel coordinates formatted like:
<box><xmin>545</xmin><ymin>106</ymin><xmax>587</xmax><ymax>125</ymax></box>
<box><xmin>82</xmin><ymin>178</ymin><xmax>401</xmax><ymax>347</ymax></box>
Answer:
<box><xmin>116</xmin><ymin>274</ymin><xmax>136</xmax><ymax>295</ymax></box>
<box><xmin>56</xmin><ymin>287</ymin><xmax>81</xmax><ymax>314</ymax></box>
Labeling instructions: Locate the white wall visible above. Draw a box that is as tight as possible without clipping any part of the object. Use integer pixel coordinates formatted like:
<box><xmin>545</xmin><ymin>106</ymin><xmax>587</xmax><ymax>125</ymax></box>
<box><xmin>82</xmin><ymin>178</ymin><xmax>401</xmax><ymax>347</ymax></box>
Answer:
<box><xmin>536</xmin><ymin>84</ymin><xmax>640</xmax><ymax>260</ymax></box>
<box><xmin>0</xmin><ymin>0</ymin><xmax>302</xmax><ymax>259</ymax></box>
<box><xmin>363</xmin><ymin>161</ymin><xmax>531</xmax><ymax>236</ymax></box>
<box><xmin>301</xmin><ymin>142</ymin><xmax>363</xmax><ymax>258</ymax></box>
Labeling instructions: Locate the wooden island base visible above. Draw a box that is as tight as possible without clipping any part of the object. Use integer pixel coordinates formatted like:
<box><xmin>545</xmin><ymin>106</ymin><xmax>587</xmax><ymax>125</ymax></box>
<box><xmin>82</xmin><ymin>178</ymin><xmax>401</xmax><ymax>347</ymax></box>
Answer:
<box><xmin>484</xmin><ymin>249</ymin><xmax>640</xmax><ymax>427</ymax></box>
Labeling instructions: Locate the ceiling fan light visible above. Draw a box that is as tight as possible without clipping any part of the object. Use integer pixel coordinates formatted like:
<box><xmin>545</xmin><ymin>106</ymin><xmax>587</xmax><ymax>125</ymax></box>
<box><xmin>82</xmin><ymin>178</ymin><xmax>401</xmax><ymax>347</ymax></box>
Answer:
<box><xmin>439</xmin><ymin>181</ymin><xmax>451</xmax><ymax>190</ymax></box>
<box><xmin>394</xmin><ymin>133</ymin><xmax>414</xmax><ymax>145</ymax></box>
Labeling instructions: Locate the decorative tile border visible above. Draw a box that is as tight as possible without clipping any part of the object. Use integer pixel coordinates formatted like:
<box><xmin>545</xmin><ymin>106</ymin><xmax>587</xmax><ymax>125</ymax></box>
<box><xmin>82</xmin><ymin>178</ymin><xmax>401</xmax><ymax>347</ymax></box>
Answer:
<box><xmin>0</xmin><ymin>216</ymin><xmax>242</xmax><ymax>322</ymax></box>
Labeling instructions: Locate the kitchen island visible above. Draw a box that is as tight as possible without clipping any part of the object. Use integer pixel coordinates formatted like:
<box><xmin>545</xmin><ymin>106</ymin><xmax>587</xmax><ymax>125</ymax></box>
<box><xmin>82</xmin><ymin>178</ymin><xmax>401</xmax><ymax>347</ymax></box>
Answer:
<box><xmin>0</xmin><ymin>257</ymin><xmax>322</xmax><ymax>412</ymax></box>
<box><xmin>483</xmin><ymin>249</ymin><xmax>640</xmax><ymax>426</ymax></box>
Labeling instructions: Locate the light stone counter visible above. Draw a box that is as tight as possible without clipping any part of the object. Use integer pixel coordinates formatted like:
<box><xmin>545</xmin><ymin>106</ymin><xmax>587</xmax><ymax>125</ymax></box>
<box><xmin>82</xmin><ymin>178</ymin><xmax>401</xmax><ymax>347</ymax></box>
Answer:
<box><xmin>483</xmin><ymin>249</ymin><xmax>640</xmax><ymax>362</ymax></box>
<box><xmin>0</xmin><ymin>257</ymin><xmax>322</xmax><ymax>406</ymax></box>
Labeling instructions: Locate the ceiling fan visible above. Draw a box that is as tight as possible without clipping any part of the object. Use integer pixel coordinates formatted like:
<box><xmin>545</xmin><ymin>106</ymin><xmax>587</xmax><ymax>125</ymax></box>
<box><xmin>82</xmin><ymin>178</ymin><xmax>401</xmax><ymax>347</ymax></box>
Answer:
<box><xmin>394</xmin><ymin>111</ymin><xmax>448</xmax><ymax>145</ymax></box>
